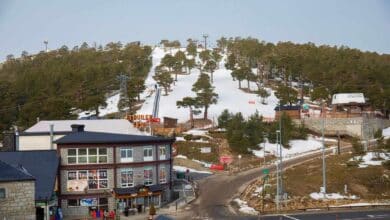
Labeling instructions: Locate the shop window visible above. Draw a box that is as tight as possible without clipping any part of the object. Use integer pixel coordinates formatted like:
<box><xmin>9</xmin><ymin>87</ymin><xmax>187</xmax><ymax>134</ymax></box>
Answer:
<box><xmin>120</xmin><ymin>169</ymin><xmax>134</xmax><ymax>187</ymax></box>
<box><xmin>67</xmin><ymin>199</ymin><xmax>79</xmax><ymax>207</ymax></box>
<box><xmin>67</xmin><ymin>170</ymin><xmax>108</xmax><ymax>191</ymax></box>
<box><xmin>120</xmin><ymin>148</ymin><xmax>133</xmax><ymax>162</ymax></box>
<box><xmin>144</xmin><ymin>167</ymin><xmax>153</xmax><ymax>186</ymax></box>
<box><xmin>143</xmin><ymin>147</ymin><xmax>153</xmax><ymax>161</ymax></box>
<box><xmin>0</xmin><ymin>188</ymin><xmax>5</xmax><ymax>199</ymax></box>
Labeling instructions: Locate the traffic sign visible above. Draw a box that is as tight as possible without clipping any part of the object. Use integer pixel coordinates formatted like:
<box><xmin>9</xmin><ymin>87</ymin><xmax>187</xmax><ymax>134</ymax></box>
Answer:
<box><xmin>262</xmin><ymin>168</ymin><xmax>269</xmax><ymax>175</ymax></box>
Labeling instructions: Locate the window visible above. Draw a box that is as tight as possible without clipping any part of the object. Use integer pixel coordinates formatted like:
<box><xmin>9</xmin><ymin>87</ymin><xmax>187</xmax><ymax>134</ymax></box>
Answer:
<box><xmin>120</xmin><ymin>148</ymin><xmax>133</xmax><ymax>162</ymax></box>
<box><xmin>144</xmin><ymin>167</ymin><xmax>153</xmax><ymax>186</ymax></box>
<box><xmin>67</xmin><ymin>149</ymin><xmax>77</xmax><ymax>164</ymax></box>
<box><xmin>67</xmin><ymin>148</ymin><xmax>108</xmax><ymax>164</ymax></box>
<box><xmin>67</xmin><ymin>170</ymin><xmax>108</xmax><ymax>191</ymax></box>
<box><xmin>120</xmin><ymin>169</ymin><xmax>134</xmax><ymax>187</ymax></box>
<box><xmin>0</xmin><ymin>188</ymin><xmax>5</xmax><ymax>199</ymax></box>
<box><xmin>143</xmin><ymin>147</ymin><xmax>153</xmax><ymax>161</ymax></box>
<box><xmin>67</xmin><ymin>199</ymin><xmax>79</xmax><ymax>207</ymax></box>
<box><xmin>159</xmin><ymin>146</ymin><xmax>166</xmax><ymax>160</ymax></box>
<box><xmin>159</xmin><ymin>166</ymin><xmax>167</xmax><ymax>184</ymax></box>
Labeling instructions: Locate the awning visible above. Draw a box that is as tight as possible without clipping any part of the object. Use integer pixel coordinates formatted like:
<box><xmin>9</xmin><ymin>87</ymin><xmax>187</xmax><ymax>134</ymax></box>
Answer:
<box><xmin>113</xmin><ymin>184</ymin><xmax>165</xmax><ymax>198</ymax></box>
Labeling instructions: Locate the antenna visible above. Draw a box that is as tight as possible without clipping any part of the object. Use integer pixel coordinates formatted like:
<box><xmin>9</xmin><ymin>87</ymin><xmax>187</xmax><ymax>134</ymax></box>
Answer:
<box><xmin>43</xmin><ymin>40</ymin><xmax>48</xmax><ymax>52</ymax></box>
<box><xmin>202</xmin><ymin>34</ymin><xmax>209</xmax><ymax>50</ymax></box>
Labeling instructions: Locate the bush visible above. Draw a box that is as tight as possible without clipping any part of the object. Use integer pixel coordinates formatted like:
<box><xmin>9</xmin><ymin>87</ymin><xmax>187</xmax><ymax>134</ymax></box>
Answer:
<box><xmin>352</xmin><ymin>138</ymin><xmax>365</xmax><ymax>155</ymax></box>
<box><xmin>184</xmin><ymin>134</ymin><xmax>193</xmax><ymax>141</ymax></box>
<box><xmin>382</xmin><ymin>160</ymin><xmax>390</xmax><ymax>170</ymax></box>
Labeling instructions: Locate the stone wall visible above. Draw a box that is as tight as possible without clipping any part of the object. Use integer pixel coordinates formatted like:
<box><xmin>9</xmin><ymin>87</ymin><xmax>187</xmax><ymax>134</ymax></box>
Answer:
<box><xmin>0</xmin><ymin>181</ymin><xmax>36</xmax><ymax>220</ymax></box>
<box><xmin>298</xmin><ymin>117</ymin><xmax>390</xmax><ymax>138</ymax></box>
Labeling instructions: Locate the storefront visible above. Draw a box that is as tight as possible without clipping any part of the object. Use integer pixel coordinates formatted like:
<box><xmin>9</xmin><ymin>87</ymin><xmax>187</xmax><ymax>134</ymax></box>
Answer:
<box><xmin>113</xmin><ymin>185</ymin><xmax>164</xmax><ymax>214</ymax></box>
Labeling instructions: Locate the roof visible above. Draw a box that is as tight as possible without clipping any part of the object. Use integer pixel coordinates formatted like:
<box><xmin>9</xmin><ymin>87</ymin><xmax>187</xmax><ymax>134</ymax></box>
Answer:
<box><xmin>0</xmin><ymin>150</ymin><xmax>59</xmax><ymax>201</ymax></box>
<box><xmin>54</xmin><ymin>131</ymin><xmax>175</xmax><ymax>145</ymax></box>
<box><xmin>23</xmin><ymin>119</ymin><xmax>142</xmax><ymax>135</ymax></box>
<box><xmin>0</xmin><ymin>160</ymin><xmax>35</xmax><ymax>182</ymax></box>
<box><xmin>274</xmin><ymin>105</ymin><xmax>301</xmax><ymax>111</ymax></box>
<box><xmin>331</xmin><ymin>93</ymin><xmax>365</xmax><ymax>105</ymax></box>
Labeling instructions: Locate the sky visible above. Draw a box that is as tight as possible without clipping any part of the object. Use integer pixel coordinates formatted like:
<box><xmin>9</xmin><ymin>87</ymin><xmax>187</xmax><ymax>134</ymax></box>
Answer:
<box><xmin>0</xmin><ymin>0</ymin><xmax>389</xmax><ymax>60</ymax></box>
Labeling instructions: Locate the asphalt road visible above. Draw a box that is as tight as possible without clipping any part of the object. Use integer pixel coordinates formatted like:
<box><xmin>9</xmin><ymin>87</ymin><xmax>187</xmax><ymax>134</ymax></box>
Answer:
<box><xmin>256</xmin><ymin>210</ymin><xmax>390</xmax><ymax>220</ymax></box>
<box><xmin>167</xmin><ymin>144</ymin><xmax>388</xmax><ymax>220</ymax></box>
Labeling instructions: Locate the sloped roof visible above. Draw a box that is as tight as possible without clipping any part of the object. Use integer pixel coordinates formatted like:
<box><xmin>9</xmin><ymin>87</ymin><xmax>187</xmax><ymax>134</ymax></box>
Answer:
<box><xmin>0</xmin><ymin>150</ymin><xmax>59</xmax><ymax>201</ymax></box>
<box><xmin>55</xmin><ymin>131</ymin><xmax>175</xmax><ymax>145</ymax></box>
<box><xmin>23</xmin><ymin>119</ymin><xmax>142</xmax><ymax>135</ymax></box>
<box><xmin>0</xmin><ymin>160</ymin><xmax>35</xmax><ymax>182</ymax></box>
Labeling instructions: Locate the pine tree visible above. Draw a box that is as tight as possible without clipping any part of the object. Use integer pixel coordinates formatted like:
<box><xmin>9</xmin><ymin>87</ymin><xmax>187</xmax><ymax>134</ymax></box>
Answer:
<box><xmin>153</xmin><ymin>67</ymin><xmax>174</xmax><ymax>95</ymax></box>
<box><xmin>177</xmin><ymin>97</ymin><xmax>200</xmax><ymax>128</ymax></box>
<box><xmin>275</xmin><ymin>84</ymin><xmax>298</xmax><ymax>106</ymax></box>
<box><xmin>192</xmin><ymin>73</ymin><xmax>218</xmax><ymax>120</ymax></box>
<box><xmin>204</xmin><ymin>60</ymin><xmax>217</xmax><ymax>83</ymax></box>
<box><xmin>186</xmin><ymin>39</ymin><xmax>197</xmax><ymax>57</ymax></box>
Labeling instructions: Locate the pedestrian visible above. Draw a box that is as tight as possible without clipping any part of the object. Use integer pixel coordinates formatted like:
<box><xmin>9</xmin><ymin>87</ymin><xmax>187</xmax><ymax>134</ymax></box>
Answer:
<box><xmin>103</xmin><ymin>209</ymin><xmax>109</xmax><ymax>220</ymax></box>
<box><xmin>154</xmin><ymin>84</ymin><xmax>157</xmax><ymax>90</ymax></box>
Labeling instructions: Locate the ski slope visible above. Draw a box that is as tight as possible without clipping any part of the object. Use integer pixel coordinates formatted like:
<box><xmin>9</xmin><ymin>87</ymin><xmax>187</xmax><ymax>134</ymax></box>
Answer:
<box><xmin>138</xmin><ymin>47</ymin><xmax>279</xmax><ymax>123</ymax></box>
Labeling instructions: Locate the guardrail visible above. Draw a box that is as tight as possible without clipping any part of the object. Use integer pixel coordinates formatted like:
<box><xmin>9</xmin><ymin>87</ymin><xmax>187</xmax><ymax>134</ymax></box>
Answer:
<box><xmin>260</xmin><ymin>204</ymin><xmax>390</xmax><ymax>214</ymax></box>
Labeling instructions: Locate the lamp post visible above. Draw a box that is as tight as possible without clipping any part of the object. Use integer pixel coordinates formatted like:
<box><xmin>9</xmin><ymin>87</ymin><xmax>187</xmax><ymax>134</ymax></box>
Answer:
<box><xmin>263</xmin><ymin>133</ymin><xmax>268</xmax><ymax>165</ymax></box>
<box><xmin>321</xmin><ymin>102</ymin><xmax>327</xmax><ymax>197</ymax></box>
<box><xmin>238</xmin><ymin>154</ymin><xmax>242</xmax><ymax>171</ymax></box>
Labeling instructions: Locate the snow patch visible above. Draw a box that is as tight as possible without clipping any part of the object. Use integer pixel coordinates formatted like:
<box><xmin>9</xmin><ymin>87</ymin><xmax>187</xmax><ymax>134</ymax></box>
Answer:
<box><xmin>173</xmin><ymin>165</ymin><xmax>212</xmax><ymax>174</ymax></box>
<box><xmin>175</xmin><ymin>155</ymin><xmax>188</xmax><ymax>159</ymax></box>
<box><xmin>251</xmin><ymin>136</ymin><xmax>323</xmax><ymax>159</ymax></box>
<box><xmin>349</xmin><ymin>152</ymin><xmax>390</xmax><ymax>168</ymax></box>
<box><xmin>78</xmin><ymin>93</ymin><xmax>120</xmax><ymax>118</ymax></box>
<box><xmin>233</xmin><ymin>198</ymin><xmax>258</xmax><ymax>215</ymax></box>
<box><xmin>383</xmin><ymin>127</ymin><xmax>390</xmax><ymax>139</ymax></box>
<box><xmin>310</xmin><ymin>192</ymin><xmax>358</xmax><ymax>200</ymax></box>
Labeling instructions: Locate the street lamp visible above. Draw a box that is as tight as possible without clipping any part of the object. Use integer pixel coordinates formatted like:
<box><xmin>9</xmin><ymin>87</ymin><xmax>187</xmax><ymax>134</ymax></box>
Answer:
<box><xmin>238</xmin><ymin>154</ymin><xmax>242</xmax><ymax>171</ymax></box>
<box><xmin>276</xmin><ymin>130</ymin><xmax>281</xmax><ymax>212</ymax></box>
<box><xmin>263</xmin><ymin>132</ymin><xmax>268</xmax><ymax>165</ymax></box>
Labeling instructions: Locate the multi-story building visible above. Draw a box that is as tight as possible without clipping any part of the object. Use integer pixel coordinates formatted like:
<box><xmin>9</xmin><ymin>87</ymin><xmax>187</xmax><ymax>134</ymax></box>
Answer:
<box><xmin>55</xmin><ymin>124</ymin><xmax>175</xmax><ymax>216</ymax></box>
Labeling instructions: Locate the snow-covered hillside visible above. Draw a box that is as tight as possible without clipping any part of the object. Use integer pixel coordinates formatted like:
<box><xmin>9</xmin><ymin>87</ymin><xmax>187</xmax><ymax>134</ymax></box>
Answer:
<box><xmin>78</xmin><ymin>92</ymin><xmax>120</xmax><ymax>119</ymax></box>
<box><xmin>137</xmin><ymin>47</ymin><xmax>279</xmax><ymax>123</ymax></box>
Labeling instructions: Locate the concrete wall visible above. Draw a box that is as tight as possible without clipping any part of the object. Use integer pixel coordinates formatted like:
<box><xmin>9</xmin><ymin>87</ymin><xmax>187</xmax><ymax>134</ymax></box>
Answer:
<box><xmin>0</xmin><ymin>181</ymin><xmax>36</xmax><ymax>220</ymax></box>
<box><xmin>19</xmin><ymin>134</ymin><xmax>64</xmax><ymax>150</ymax></box>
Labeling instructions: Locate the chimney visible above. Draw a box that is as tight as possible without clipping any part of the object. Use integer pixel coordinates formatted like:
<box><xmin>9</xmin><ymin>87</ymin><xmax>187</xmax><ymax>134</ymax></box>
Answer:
<box><xmin>49</xmin><ymin>124</ymin><xmax>54</xmax><ymax>150</ymax></box>
<box><xmin>14</xmin><ymin>126</ymin><xmax>19</xmax><ymax>151</ymax></box>
<box><xmin>71</xmin><ymin>124</ymin><xmax>85</xmax><ymax>132</ymax></box>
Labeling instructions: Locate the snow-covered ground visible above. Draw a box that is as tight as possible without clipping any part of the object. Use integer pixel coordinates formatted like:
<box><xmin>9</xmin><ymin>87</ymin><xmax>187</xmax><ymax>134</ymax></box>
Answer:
<box><xmin>137</xmin><ymin>47</ymin><xmax>279</xmax><ymax>123</ymax></box>
<box><xmin>383</xmin><ymin>127</ymin><xmax>390</xmax><ymax>139</ymax></box>
<box><xmin>78</xmin><ymin>92</ymin><xmax>120</xmax><ymax>118</ymax></box>
<box><xmin>251</xmin><ymin>136</ymin><xmax>324</xmax><ymax>159</ymax></box>
<box><xmin>173</xmin><ymin>165</ymin><xmax>212</xmax><ymax>174</ymax></box>
<box><xmin>349</xmin><ymin>152</ymin><xmax>390</xmax><ymax>168</ymax></box>
<box><xmin>310</xmin><ymin>192</ymin><xmax>358</xmax><ymax>200</ymax></box>
<box><xmin>233</xmin><ymin>198</ymin><xmax>258</xmax><ymax>215</ymax></box>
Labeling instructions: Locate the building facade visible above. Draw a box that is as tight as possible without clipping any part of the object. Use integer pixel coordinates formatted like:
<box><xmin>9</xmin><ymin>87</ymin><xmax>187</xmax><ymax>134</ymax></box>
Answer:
<box><xmin>55</xmin><ymin>125</ymin><xmax>174</xmax><ymax>217</ymax></box>
<box><xmin>0</xmin><ymin>160</ymin><xmax>36</xmax><ymax>220</ymax></box>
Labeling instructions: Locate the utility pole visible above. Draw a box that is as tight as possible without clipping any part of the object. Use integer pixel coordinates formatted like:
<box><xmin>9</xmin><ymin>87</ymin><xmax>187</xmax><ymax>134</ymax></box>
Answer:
<box><xmin>202</xmin><ymin>34</ymin><xmax>209</xmax><ymax>50</ymax></box>
<box><xmin>321</xmin><ymin>102</ymin><xmax>327</xmax><ymax>197</ymax></box>
<box><xmin>117</xmin><ymin>73</ymin><xmax>130</xmax><ymax>112</ymax></box>
<box><xmin>44</xmin><ymin>40</ymin><xmax>48</xmax><ymax>52</ymax></box>
<box><xmin>276</xmin><ymin>129</ymin><xmax>280</xmax><ymax>212</ymax></box>
<box><xmin>279</xmin><ymin>103</ymin><xmax>283</xmax><ymax>206</ymax></box>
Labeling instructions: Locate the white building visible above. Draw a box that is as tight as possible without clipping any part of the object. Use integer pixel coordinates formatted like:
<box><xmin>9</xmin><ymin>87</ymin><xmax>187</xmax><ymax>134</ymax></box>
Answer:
<box><xmin>18</xmin><ymin>119</ymin><xmax>142</xmax><ymax>151</ymax></box>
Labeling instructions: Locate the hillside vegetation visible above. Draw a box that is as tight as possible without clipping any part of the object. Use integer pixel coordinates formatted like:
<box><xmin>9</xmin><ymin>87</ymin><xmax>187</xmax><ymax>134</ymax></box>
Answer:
<box><xmin>0</xmin><ymin>42</ymin><xmax>152</xmax><ymax>132</ymax></box>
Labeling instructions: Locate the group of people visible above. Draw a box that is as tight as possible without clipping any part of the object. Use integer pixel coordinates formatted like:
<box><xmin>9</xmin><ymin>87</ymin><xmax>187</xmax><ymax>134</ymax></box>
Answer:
<box><xmin>90</xmin><ymin>209</ymin><xmax>116</xmax><ymax>219</ymax></box>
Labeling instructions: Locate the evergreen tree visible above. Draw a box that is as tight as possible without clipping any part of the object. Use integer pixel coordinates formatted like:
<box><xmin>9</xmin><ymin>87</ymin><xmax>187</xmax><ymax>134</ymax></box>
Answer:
<box><xmin>204</xmin><ymin>60</ymin><xmax>217</xmax><ymax>83</ymax></box>
<box><xmin>275</xmin><ymin>84</ymin><xmax>298</xmax><ymax>106</ymax></box>
<box><xmin>192</xmin><ymin>73</ymin><xmax>218</xmax><ymax>120</ymax></box>
<box><xmin>153</xmin><ymin>67</ymin><xmax>174</xmax><ymax>95</ymax></box>
<box><xmin>186</xmin><ymin>39</ymin><xmax>197</xmax><ymax>57</ymax></box>
<box><xmin>217</xmin><ymin>109</ymin><xmax>232</xmax><ymax>129</ymax></box>
<box><xmin>176</xmin><ymin>97</ymin><xmax>200</xmax><ymax>128</ymax></box>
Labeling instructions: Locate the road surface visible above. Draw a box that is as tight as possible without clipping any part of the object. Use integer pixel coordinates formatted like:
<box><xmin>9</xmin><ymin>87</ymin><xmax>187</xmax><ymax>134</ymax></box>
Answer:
<box><xmin>166</xmin><ymin>144</ymin><xmax>390</xmax><ymax>219</ymax></box>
